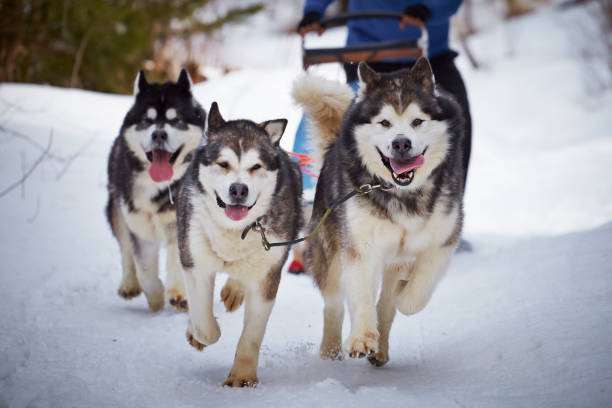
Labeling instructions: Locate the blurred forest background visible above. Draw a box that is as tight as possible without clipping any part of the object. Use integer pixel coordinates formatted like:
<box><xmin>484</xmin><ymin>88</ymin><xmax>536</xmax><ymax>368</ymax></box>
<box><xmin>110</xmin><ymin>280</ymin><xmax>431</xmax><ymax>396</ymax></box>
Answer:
<box><xmin>0</xmin><ymin>0</ymin><xmax>610</xmax><ymax>94</ymax></box>
<box><xmin>0</xmin><ymin>0</ymin><xmax>265</xmax><ymax>93</ymax></box>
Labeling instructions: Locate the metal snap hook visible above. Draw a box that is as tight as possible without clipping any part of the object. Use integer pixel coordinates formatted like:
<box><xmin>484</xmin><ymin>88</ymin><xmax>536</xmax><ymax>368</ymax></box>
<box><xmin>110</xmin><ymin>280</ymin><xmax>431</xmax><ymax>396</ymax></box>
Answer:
<box><xmin>262</xmin><ymin>239</ymin><xmax>271</xmax><ymax>251</ymax></box>
<box><xmin>358</xmin><ymin>184</ymin><xmax>373</xmax><ymax>194</ymax></box>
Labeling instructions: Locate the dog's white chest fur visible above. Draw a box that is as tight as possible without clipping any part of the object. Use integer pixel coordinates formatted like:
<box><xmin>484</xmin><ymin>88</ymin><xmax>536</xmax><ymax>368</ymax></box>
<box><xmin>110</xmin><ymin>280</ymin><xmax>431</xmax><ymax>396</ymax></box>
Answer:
<box><xmin>187</xmin><ymin>196</ymin><xmax>284</xmax><ymax>284</ymax></box>
<box><xmin>346</xmin><ymin>198</ymin><xmax>458</xmax><ymax>261</ymax></box>
<box><xmin>190</xmin><ymin>197</ymin><xmax>263</xmax><ymax>262</ymax></box>
<box><xmin>120</xmin><ymin>169</ymin><xmax>185</xmax><ymax>242</ymax></box>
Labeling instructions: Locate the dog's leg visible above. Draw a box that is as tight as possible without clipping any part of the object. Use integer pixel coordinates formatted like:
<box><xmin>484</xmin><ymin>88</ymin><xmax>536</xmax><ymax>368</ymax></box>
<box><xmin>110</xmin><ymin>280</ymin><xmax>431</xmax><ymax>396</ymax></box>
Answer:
<box><xmin>183</xmin><ymin>259</ymin><xmax>223</xmax><ymax>350</ymax></box>
<box><xmin>320</xmin><ymin>255</ymin><xmax>344</xmax><ymax>360</ymax></box>
<box><xmin>166</xmin><ymin>241</ymin><xmax>188</xmax><ymax>312</ymax></box>
<box><xmin>396</xmin><ymin>245</ymin><xmax>454</xmax><ymax>316</ymax></box>
<box><xmin>181</xmin><ymin>226</ymin><xmax>223</xmax><ymax>349</ymax></box>
<box><xmin>222</xmin><ymin>270</ymin><xmax>279</xmax><ymax>387</ymax></box>
<box><xmin>368</xmin><ymin>264</ymin><xmax>403</xmax><ymax>367</ymax></box>
<box><xmin>131</xmin><ymin>235</ymin><xmax>164</xmax><ymax>312</ymax></box>
<box><xmin>343</xmin><ymin>252</ymin><xmax>381</xmax><ymax>358</ymax></box>
<box><xmin>118</xmin><ymin>239</ymin><xmax>141</xmax><ymax>299</ymax></box>
<box><xmin>220</xmin><ymin>278</ymin><xmax>244</xmax><ymax>313</ymax></box>
<box><xmin>110</xmin><ymin>202</ymin><xmax>142</xmax><ymax>300</ymax></box>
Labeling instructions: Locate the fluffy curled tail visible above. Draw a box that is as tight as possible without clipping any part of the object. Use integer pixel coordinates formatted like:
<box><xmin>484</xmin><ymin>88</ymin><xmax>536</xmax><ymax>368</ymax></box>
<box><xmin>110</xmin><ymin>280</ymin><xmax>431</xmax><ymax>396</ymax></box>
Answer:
<box><xmin>291</xmin><ymin>74</ymin><xmax>354</xmax><ymax>171</ymax></box>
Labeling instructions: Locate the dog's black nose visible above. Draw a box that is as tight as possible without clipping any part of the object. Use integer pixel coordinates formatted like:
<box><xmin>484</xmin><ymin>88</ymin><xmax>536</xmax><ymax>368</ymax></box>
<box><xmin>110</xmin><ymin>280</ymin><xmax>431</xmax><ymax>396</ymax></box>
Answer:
<box><xmin>152</xmin><ymin>129</ymin><xmax>168</xmax><ymax>144</ymax></box>
<box><xmin>229</xmin><ymin>183</ymin><xmax>249</xmax><ymax>203</ymax></box>
<box><xmin>392</xmin><ymin>137</ymin><xmax>412</xmax><ymax>155</ymax></box>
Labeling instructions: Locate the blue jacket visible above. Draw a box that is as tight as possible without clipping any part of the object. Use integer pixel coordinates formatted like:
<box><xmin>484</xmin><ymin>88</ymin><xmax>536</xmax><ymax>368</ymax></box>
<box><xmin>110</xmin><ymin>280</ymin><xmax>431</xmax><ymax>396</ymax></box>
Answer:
<box><xmin>303</xmin><ymin>0</ymin><xmax>462</xmax><ymax>60</ymax></box>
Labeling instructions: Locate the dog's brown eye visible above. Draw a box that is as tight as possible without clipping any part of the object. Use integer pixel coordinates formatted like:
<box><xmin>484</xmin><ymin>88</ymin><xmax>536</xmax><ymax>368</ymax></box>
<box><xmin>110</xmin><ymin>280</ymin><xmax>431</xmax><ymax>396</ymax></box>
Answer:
<box><xmin>217</xmin><ymin>161</ymin><xmax>229</xmax><ymax>169</ymax></box>
<box><xmin>379</xmin><ymin>119</ymin><xmax>391</xmax><ymax>128</ymax></box>
<box><xmin>250</xmin><ymin>164</ymin><xmax>262</xmax><ymax>171</ymax></box>
<box><xmin>411</xmin><ymin>118</ymin><xmax>424</xmax><ymax>127</ymax></box>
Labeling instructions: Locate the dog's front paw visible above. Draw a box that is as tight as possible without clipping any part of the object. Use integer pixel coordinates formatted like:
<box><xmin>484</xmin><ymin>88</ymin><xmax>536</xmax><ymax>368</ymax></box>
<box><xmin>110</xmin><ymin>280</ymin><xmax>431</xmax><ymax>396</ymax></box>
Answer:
<box><xmin>320</xmin><ymin>341</ymin><xmax>344</xmax><ymax>360</ymax></box>
<box><xmin>167</xmin><ymin>287</ymin><xmax>188</xmax><ymax>312</ymax></box>
<box><xmin>144</xmin><ymin>290</ymin><xmax>165</xmax><ymax>312</ymax></box>
<box><xmin>395</xmin><ymin>294</ymin><xmax>428</xmax><ymax>316</ymax></box>
<box><xmin>220</xmin><ymin>279</ymin><xmax>244</xmax><ymax>313</ymax></box>
<box><xmin>118</xmin><ymin>282</ymin><xmax>142</xmax><ymax>300</ymax></box>
<box><xmin>346</xmin><ymin>331</ymin><xmax>378</xmax><ymax>358</ymax></box>
<box><xmin>186</xmin><ymin>319</ymin><xmax>220</xmax><ymax>350</ymax></box>
<box><xmin>367</xmin><ymin>350</ymin><xmax>389</xmax><ymax>367</ymax></box>
<box><xmin>186</xmin><ymin>329</ymin><xmax>206</xmax><ymax>351</ymax></box>
<box><xmin>222</xmin><ymin>374</ymin><xmax>259</xmax><ymax>388</ymax></box>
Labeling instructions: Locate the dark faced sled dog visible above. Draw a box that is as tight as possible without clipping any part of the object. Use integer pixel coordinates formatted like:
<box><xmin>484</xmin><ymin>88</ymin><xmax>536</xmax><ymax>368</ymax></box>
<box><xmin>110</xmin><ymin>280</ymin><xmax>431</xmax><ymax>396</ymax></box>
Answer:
<box><xmin>176</xmin><ymin>103</ymin><xmax>302</xmax><ymax>386</ymax></box>
<box><xmin>293</xmin><ymin>58</ymin><xmax>466</xmax><ymax>365</ymax></box>
<box><xmin>106</xmin><ymin>69</ymin><xmax>206</xmax><ymax>312</ymax></box>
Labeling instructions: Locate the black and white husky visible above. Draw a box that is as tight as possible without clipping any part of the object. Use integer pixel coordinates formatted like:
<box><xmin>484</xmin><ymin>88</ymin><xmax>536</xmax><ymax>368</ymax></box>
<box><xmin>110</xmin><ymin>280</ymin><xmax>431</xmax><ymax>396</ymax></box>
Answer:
<box><xmin>293</xmin><ymin>58</ymin><xmax>466</xmax><ymax>366</ymax></box>
<box><xmin>106</xmin><ymin>69</ymin><xmax>206</xmax><ymax>312</ymax></box>
<box><xmin>176</xmin><ymin>102</ymin><xmax>302</xmax><ymax>387</ymax></box>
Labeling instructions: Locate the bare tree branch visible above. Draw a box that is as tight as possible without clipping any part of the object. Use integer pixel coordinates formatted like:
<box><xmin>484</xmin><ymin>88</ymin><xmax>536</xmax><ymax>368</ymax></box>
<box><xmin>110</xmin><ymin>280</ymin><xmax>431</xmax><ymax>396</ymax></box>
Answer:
<box><xmin>0</xmin><ymin>130</ymin><xmax>53</xmax><ymax>198</ymax></box>
<box><xmin>56</xmin><ymin>134</ymin><xmax>96</xmax><ymax>180</ymax></box>
<box><xmin>20</xmin><ymin>151</ymin><xmax>26</xmax><ymax>199</ymax></box>
<box><xmin>0</xmin><ymin>94</ymin><xmax>46</xmax><ymax>115</ymax></box>
<box><xmin>70</xmin><ymin>28</ymin><xmax>92</xmax><ymax>88</ymax></box>
<box><xmin>26</xmin><ymin>196</ymin><xmax>41</xmax><ymax>223</ymax></box>
<box><xmin>0</xmin><ymin>125</ymin><xmax>65</xmax><ymax>162</ymax></box>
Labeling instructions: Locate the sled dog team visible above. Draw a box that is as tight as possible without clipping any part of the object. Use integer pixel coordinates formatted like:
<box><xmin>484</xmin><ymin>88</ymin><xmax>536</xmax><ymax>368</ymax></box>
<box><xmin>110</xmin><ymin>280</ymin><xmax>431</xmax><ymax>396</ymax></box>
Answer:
<box><xmin>106</xmin><ymin>58</ymin><xmax>467</xmax><ymax>387</ymax></box>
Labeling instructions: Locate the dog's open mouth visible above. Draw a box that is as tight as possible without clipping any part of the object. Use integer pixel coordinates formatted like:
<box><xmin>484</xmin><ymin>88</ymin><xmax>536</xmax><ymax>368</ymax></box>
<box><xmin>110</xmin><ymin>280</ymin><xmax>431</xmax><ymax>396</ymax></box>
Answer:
<box><xmin>146</xmin><ymin>145</ymin><xmax>183</xmax><ymax>182</ymax></box>
<box><xmin>377</xmin><ymin>147</ymin><xmax>425</xmax><ymax>186</ymax></box>
<box><xmin>216</xmin><ymin>192</ymin><xmax>258</xmax><ymax>221</ymax></box>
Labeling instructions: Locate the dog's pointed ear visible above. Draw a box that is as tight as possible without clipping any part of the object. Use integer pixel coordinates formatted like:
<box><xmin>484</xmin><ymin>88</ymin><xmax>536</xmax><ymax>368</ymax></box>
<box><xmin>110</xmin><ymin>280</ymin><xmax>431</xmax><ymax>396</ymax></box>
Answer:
<box><xmin>358</xmin><ymin>62</ymin><xmax>380</xmax><ymax>87</ymax></box>
<box><xmin>259</xmin><ymin>119</ymin><xmax>287</xmax><ymax>146</ymax></box>
<box><xmin>177</xmin><ymin>68</ymin><xmax>193</xmax><ymax>92</ymax></box>
<box><xmin>134</xmin><ymin>70</ymin><xmax>148</xmax><ymax>96</ymax></box>
<box><xmin>410</xmin><ymin>57</ymin><xmax>435</xmax><ymax>94</ymax></box>
<box><xmin>208</xmin><ymin>102</ymin><xmax>225</xmax><ymax>131</ymax></box>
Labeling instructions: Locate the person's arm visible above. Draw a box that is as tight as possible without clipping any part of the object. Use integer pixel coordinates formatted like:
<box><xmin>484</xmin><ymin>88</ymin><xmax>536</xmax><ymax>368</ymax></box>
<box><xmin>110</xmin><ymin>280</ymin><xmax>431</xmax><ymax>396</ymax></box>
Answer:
<box><xmin>303</xmin><ymin>0</ymin><xmax>334</xmax><ymax>16</ymax></box>
<box><xmin>297</xmin><ymin>0</ymin><xmax>335</xmax><ymax>36</ymax></box>
<box><xmin>400</xmin><ymin>1</ymin><xmax>462</xmax><ymax>29</ymax></box>
<box><xmin>423</xmin><ymin>0</ymin><xmax>462</xmax><ymax>23</ymax></box>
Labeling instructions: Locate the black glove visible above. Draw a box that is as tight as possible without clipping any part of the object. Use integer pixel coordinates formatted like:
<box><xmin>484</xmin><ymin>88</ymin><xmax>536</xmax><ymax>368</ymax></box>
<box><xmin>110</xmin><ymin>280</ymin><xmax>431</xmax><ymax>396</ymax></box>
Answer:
<box><xmin>403</xmin><ymin>4</ymin><xmax>431</xmax><ymax>24</ymax></box>
<box><xmin>297</xmin><ymin>11</ymin><xmax>322</xmax><ymax>33</ymax></box>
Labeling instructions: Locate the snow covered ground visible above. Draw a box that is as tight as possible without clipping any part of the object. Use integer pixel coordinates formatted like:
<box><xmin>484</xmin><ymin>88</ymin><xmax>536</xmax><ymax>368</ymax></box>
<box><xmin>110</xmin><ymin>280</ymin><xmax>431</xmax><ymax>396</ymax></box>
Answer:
<box><xmin>1</xmin><ymin>3</ymin><xmax>611</xmax><ymax>407</ymax></box>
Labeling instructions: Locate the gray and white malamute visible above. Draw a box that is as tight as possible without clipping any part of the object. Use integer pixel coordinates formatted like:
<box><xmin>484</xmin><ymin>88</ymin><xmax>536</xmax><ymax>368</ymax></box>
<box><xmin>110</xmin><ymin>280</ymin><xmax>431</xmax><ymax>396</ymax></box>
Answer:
<box><xmin>106</xmin><ymin>69</ymin><xmax>206</xmax><ymax>312</ymax></box>
<box><xmin>293</xmin><ymin>58</ymin><xmax>466</xmax><ymax>366</ymax></box>
<box><xmin>176</xmin><ymin>102</ymin><xmax>302</xmax><ymax>387</ymax></box>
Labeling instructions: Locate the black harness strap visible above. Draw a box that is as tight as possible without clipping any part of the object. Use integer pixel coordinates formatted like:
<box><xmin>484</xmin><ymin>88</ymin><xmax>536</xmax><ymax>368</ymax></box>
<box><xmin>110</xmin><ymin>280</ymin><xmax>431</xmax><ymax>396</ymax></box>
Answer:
<box><xmin>241</xmin><ymin>183</ymin><xmax>392</xmax><ymax>251</ymax></box>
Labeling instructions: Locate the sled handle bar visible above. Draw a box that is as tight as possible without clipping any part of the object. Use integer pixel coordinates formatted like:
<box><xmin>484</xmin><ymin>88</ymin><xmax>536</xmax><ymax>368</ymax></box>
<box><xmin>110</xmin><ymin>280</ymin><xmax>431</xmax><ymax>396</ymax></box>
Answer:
<box><xmin>301</xmin><ymin>11</ymin><xmax>424</xmax><ymax>69</ymax></box>
<box><xmin>319</xmin><ymin>11</ymin><xmax>407</xmax><ymax>29</ymax></box>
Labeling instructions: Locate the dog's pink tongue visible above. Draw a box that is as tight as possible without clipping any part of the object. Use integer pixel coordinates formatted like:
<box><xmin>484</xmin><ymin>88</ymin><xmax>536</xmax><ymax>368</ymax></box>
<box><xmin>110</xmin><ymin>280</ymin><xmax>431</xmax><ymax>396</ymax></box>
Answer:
<box><xmin>225</xmin><ymin>205</ymin><xmax>248</xmax><ymax>221</ymax></box>
<box><xmin>389</xmin><ymin>154</ymin><xmax>425</xmax><ymax>174</ymax></box>
<box><xmin>149</xmin><ymin>149</ymin><xmax>173</xmax><ymax>182</ymax></box>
